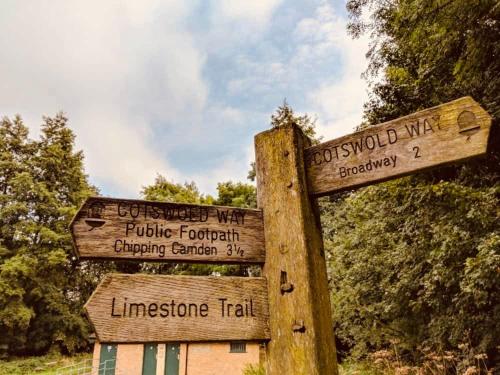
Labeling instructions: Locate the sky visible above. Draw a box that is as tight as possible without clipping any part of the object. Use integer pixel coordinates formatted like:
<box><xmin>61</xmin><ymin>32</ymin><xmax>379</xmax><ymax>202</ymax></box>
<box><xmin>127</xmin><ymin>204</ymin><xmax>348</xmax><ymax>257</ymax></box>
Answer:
<box><xmin>0</xmin><ymin>0</ymin><xmax>370</xmax><ymax>198</ymax></box>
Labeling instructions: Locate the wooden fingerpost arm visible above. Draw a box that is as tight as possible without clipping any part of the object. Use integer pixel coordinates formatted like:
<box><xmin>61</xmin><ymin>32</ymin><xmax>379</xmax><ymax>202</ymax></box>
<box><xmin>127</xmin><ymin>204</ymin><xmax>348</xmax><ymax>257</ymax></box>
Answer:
<box><xmin>255</xmin><ymin>124</ymin><xmax>339</xmax><ymax>375</ymax></box>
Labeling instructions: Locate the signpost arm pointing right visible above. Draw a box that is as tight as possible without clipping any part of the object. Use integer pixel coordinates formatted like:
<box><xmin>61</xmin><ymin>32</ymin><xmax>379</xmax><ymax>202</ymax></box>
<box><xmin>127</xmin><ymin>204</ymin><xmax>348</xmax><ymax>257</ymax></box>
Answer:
<box><xmin>304</xmin><ymin>97</ymin><xmax>492</xmax><ymax>196</ymax></box>
<box><xmin>255</xmin><ymin>124</ymin><xmax>339</xmax><ymax>375</ymax></box>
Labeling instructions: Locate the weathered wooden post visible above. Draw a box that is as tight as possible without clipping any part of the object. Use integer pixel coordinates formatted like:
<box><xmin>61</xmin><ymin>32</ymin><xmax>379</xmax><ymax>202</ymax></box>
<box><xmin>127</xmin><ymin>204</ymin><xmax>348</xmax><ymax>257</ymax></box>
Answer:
<box><xmin>255</xmin><ymin>124</ymin><xmax>338</xmax><ymax>375</ymax></box>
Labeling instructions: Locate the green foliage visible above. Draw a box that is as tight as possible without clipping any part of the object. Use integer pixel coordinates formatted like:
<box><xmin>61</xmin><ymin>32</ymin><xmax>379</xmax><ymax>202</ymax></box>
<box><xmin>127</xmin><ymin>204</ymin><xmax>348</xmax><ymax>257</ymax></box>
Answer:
<box><xmin>248</xmin><ymin>100</ymin><xmax>321</xmax><ymax>181</ymax></box>
<box><xmin>347</xmin><ymin>0</ymin><xmax>500</xmax><ymax>123</ymax></box>
<box><xmin>0</xmin><ymin>114</ymin><xmax>96</xmax><ymax>355</ymax></box>
<box><xmin>324</xmin><ymin>179</ymin><xmax>499</xmax><ymax>359</ymax></box>
<box><xmin>141</xmin><ymin>175</ymin><xmax>214</xmax><ymax>204</ymax></box>
<box><xmin>215</xmin><ymin>181</ymin><xmax>256</xmax><ymax>208</ymax></box>
<box><xmin>330</xmin><ymin>0</ymin><xmax>500</xmax><ymax>365</ymax></box>
<box><xmin>0</xmin><ymin>352</ymin><xmax>92</xmax><ymax>375</ymax></box>
<box><xmin>339</xmin><ymin>360</ymin><xmax>384</xmax><ymax>375</ymax></box>
<box><xmin>270</xmin><ymin>99</ymin><xmax>321</xmax><ymax>144</ymax></box>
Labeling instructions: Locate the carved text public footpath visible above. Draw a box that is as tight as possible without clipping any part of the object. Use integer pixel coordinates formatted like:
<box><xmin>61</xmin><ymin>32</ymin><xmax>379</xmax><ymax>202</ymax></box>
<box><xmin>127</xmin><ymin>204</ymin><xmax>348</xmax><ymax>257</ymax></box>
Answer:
<box><xmin>305</xmin><ymin>97</ymin><xmax>492</xmax><ymax>196</ymax></box>
<box><xmin>71</xmin><ymin>197</ymin><xmax>265</xmax><ymax>263</ymax></box>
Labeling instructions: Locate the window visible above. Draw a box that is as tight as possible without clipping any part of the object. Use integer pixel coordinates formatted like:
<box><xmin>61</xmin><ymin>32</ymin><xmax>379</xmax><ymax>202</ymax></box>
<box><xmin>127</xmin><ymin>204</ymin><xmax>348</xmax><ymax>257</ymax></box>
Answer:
<box><xmin>230</xmin><ymin>342</ymin><xmax>246</xmax><ymax>353</ymax></box>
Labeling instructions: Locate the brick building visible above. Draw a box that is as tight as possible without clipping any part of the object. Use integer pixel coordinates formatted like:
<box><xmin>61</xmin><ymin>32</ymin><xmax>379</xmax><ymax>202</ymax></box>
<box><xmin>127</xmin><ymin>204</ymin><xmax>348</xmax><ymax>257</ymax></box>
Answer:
<box><xmin>92</xmin><ymin>340</ymin><xmax>263</xmax><ymax>375</ymax></box>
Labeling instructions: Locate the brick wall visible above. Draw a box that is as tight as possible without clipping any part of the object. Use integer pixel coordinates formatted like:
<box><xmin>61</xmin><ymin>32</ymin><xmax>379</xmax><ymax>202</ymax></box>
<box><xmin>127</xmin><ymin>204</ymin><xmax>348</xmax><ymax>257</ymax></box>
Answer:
<box><xmin>116</xmin><ymin>343</ymin><xmax>144</xmax><ymax>374</ymax></box>
<box><xmin>93</xmin><ymin>341</ymin><xmax>261</xmax><ymax>375</ymax></box>
<box><xmin>185</xmin><ymin>342</ymin><xmax>259</xmax><ymax>375</ymax></box>
<box><xmin>91</xmin><ymin>342</ymin><xmax>100</xmax><ymax>375</ymax></box>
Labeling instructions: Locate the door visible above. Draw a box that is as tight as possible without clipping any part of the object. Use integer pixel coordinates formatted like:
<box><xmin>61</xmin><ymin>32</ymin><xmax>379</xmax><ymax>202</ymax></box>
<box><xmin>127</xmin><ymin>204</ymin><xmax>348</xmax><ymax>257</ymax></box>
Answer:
<box><xmin>99</xmin><ymin>344</ymin><xmax>117</xmax><ymax>375</ymax></box>
<box><xmin>165</xmin><ymin>343</ymin><xmax>180</xmax><ymax>375</ymax></box>
<box><xmin>142</xmin><ymin>344</ymin><xmax>158</xmax><ymax>375</ymax></box>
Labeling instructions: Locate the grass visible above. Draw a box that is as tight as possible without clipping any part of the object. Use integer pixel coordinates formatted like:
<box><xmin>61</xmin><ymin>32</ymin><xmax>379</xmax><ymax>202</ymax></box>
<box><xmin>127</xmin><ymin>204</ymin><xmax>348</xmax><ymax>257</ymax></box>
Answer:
<box><xmin>0</xmin><ymin>352</ymin><xmax>92</xmax><ymax>375</ymax></box>
<box><xmin>0</xmin><ymin>356</ymin><xmax>399</xmax><ymax>375</ymax></box>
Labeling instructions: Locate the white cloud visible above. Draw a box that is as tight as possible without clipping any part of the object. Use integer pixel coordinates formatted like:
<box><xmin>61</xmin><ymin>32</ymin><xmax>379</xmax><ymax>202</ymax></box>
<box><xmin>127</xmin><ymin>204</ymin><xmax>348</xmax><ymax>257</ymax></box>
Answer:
<box><xmin>202</xmin><ymin>0</ymin><xmax>284</xmax><ymax>53</ymax></box>
<box><xmin>0</xmin><ymin>1</ymin><xmax>206</xmax><ymax>196</ymax></box>
<box><xmin>226</xmin><ymin>57</ymin><xmax>287</xmax><ymax>96</ymax></box>
<box><xmin>223</xmin><ymin>2</ymin><xmax>370</xmax><ymax>141</ymax></box>
<box><xmin>221</xmin><ymin>2</ymin><xmax>370</xmax><ymax>144</ymax></box>
<box><xmin>217</xmin><ymin>0</ymin><xmax>283</xmax><ymax>27</ymax></box>
<box><xmin>0</xmin><ymin>1</ymin><xmax>371</xmax><ymax>199</ymax></box>
<box><xmin>298</xmin><ymin>3</ymin><xmax>371</xmax><ymax>140</ymax></box>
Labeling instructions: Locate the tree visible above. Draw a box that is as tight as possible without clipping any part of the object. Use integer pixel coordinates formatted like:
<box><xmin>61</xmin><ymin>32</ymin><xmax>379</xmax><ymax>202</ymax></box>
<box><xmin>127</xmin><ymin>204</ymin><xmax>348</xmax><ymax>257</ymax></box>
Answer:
<box><xmin>141</xmin><ymin>175</ymin><xmax>213</xmax><ymax>205</ymax></box>
<box><xmin>345</xmin><ymin>0</ymin><xmax>500</xmax><ymax>183</ymax></box>
<box><xmin>270</xmin><ymin>99</ymin><xmax>321</xmax><ymax>142</ymax></box>
<box><xmin>0</xmin><ymin>113</ymin><xmax>96</xmax><ymax>355</ymax></box>
<box><xmin>215</xmin><ymin>181</ymin><xmax>256</xmax><ymax>208</ymax></box>
<box><xmin>248</xmin><ymin>100</ymin><xmax>321</xmax><ymax>181</ymax></box>
<box><xmin>347</xmin><ymin>0</ymin><xmax>500</xmax><ymax>123</ymax></box>
<box><xmin>322</xmin><ymin>0</ymin><xmax>500</xmax><ymax>366</ymax></box>
<box><xmin>324</xmin><ymin>178</ymin><xmax>499</xmax><ymax>360</ymax></box>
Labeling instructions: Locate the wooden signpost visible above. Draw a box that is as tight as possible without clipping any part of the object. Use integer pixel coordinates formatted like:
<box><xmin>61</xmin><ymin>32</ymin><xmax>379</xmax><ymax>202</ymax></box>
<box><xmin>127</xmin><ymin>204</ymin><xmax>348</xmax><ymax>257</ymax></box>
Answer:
<box><xmin>71</xmin><ymin>197</ymin><xmax>265</xmax><ymax>263</ymax></box>
<box><xmin>256</xmin><ymin>125</ymin><xmax>339</xmax><ymax>375</ymax></box>
<box><xmin>72</xmin><ymin>96</ymin><xmax>493</xmax><ymax>375</ymax></box>
<box><xmin>85</xmin><ymin>274</ymin><xmax>270</xmax><ymax>343</ymax></box>
<box><xmin>305</xmin><ymin>97</ymin><xmax>492</xmax><ymax>195</ymax></box>
<box><xmin>253</xmin><ymin>97</ymin><xmax>492</xmax><ymax>375</ymax></box>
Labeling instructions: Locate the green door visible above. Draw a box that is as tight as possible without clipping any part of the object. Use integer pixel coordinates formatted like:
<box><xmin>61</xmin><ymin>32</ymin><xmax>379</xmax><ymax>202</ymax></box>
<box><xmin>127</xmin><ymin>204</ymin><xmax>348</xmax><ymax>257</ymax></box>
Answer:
<box><xmin>165</xmin><ymin>343</ymin><xmax>180</xmax><ymax>375</ymax></box>
<box><xmin>142</xmin><ymin>344</ymin><xmax>158</xmax><ymax>375</ymax></box>
<box><xmin>99</xmin><ymin>344</ymin><xmax>117</xmax><ymax>375</ymax></box>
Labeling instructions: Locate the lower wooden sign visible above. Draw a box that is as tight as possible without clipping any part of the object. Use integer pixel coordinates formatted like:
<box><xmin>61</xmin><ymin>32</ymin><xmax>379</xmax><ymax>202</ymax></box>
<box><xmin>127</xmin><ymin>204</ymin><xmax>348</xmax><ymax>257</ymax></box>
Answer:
<box><xmin>85</xmin><ymin>274</ymin><xmax>270</xmax><ymax>343</ymax></box>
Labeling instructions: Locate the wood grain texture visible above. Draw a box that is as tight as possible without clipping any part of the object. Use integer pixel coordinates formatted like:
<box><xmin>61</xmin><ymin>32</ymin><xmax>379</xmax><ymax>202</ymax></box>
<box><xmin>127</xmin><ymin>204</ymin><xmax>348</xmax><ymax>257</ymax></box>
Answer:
<box><xmin>305</xmin><ymin>97</ymin><xmax>492</xmax><ymax>196</ymax></box>
<box><xmin>85</xmin><ymin>274</ymin><xmax>270</xmax><ymax>342</ymax></box>
<box><xmin>70</xmin><ymin>197</ymin><xmax>265</xmax><ymax>263</ymax></box>
<box><xmin>255</xmin><ymin>125</ymin><xmax>338</xmax><ymax>375</ymax></box>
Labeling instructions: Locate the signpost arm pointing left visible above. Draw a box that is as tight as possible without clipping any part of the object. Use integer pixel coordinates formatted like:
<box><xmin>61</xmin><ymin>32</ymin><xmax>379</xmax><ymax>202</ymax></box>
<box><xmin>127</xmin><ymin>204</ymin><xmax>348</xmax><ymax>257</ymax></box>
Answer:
<box><xmin>70</xmin><ymin>197</ymin><xmax>266</xmax><ymax>263</ymax></box>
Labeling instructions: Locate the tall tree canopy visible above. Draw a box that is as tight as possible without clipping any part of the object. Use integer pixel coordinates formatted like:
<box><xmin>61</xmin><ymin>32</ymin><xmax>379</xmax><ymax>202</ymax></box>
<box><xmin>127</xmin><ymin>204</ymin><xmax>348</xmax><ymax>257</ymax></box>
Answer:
<box><xmin>324</xmin><ymin>0</ymin><xmax>499</xmax><ymax>368</ymax></box>
<box><xmin>141</xmin><ymin>176</ymin><xmax>213</xmax><ymax>205</ymax></box>
<box><xmin>0</xmin><ymin>114</ymin><xmax>95</xmax><ymax>355</ymax></box>
<box><xmin>216</xmin><ymin>181</ymin><xmax>256</xmax><ymax>208</ymax></box>
<box><xmin>347</xmin><ymin>0</ymin><xmax>500</xmax><ymax>123</ymax></box>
